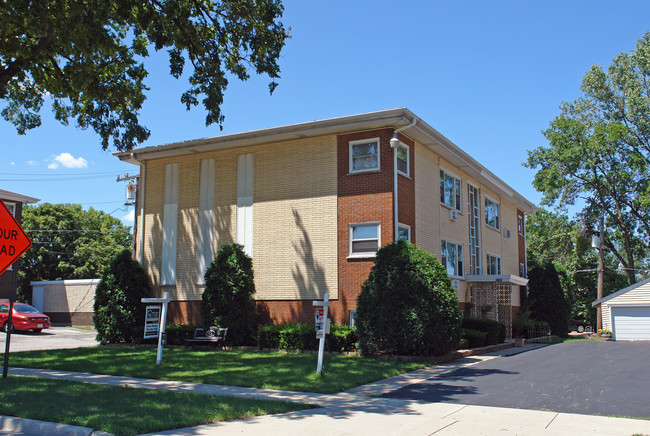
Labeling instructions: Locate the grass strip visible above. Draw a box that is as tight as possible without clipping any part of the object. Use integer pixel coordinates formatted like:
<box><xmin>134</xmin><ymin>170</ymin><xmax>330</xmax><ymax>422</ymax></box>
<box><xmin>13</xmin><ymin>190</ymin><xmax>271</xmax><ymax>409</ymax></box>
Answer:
<box><xmin>3</xmin><ymin>346</ymin><xmax>430</xmax><ymax>393</ymax></box>
<box><xmin>0</xmin><ymin>376</ymin><xmax>310</xmax><ymax>436</ymax></box>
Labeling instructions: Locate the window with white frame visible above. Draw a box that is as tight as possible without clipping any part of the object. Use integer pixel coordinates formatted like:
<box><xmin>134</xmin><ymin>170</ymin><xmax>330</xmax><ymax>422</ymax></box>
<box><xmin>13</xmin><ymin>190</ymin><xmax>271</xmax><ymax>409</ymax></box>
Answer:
<box><xmin>397</xmin><ymin>223</ymin><xmax>411</xmax><ymax>242</ymax></box>
<box><xmin>485</xmin><ymin>196</ymin><xmax>500</xmax><ymax>230</ymax></box>
<box><xmin>486</xmin><ymin>254</ymin><xmax>501</xmax><ymax>275</ymax></box>
<box><xmin>349</xmin><ymin>310</ymin><xmax>356</xmax><ymax>327</ymax></box>
<box><xmin>349</xmin><ymin>138</ymin><xmax>380</xmax><ymax>173</ymax></box>
<box><xmin>396</xmin><ymin>144</ymin><xmax>409</xmax><ymax>176</ymax></box>
<box><xmin>440</xmin><ymin>169</ymin><xmax>462</xmax><ymax>212</ymax></box>
<box><xmin>518</xmin><ymin>215</ymin><xmax>525</xmax><ymax>236</ymax></box>
<box><xmin>519</xmin><ymin>263</ymin><xmax>526</xmax><ymax>278</ymax></box>
<box><xmin>349</xmin><ymin>223</ymin><xmax>380</xmax><ymax>256</ymax></box>
<box><xmin>441</xmin><ymin>240</ymin><xmax>463</xmax><ymax>277</ymax></box>
<box><xmin>5</xmin><ymin>203</ymin><xmax>15</xmax><ymax>216</ymax></box>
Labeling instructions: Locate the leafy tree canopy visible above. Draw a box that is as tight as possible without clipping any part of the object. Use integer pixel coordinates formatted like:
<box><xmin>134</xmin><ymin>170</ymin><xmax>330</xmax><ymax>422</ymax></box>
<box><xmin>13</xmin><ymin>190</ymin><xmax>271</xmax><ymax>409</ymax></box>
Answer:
<box><xmin>526</xmin><ymin>32</ymin><xmax>650</xmax><ymax>283</ymax></box>
<box><xmin>0</xmin><ymin>0</ymin><xmax>290</xmax><ymax>151</ymax></box>
<box><xmin>18</xmin><ymin>203</ymin><xmax>132</xmax><ymax>302</ymax></box>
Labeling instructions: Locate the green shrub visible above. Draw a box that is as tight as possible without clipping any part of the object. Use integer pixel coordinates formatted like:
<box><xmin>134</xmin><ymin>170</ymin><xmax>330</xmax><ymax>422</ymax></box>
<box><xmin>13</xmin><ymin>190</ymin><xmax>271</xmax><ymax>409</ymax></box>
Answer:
<box><xmin>462</xmin><ymin>317</ymin><xmax>506</xmax><ymax>345</ymax></box>
<box><xmin>355</xmin><ymin>240</ymin><xmax>462</xmax><ymax>356</ymax></box>
<box><xmin>257</xmin><ymin>323</ymin><xmax>357</xmax><ymax>352</ymax></box>
<box><xmin>93</xmin><ymin>249</ymin><xmax>151</xmax><ymax>344</ymax></box>
<box><xmin>165</xmin><ymin>323</ymin><xmax>196</xmax><ymax>345</ymax></box>
<box><xmin>512</xmin><ymin>311</ymin><xmax>550</xmax><ymax>338</ymax></box>
<box><xmin>201</xmin><ymin>244</ymin><xmax>257</xmax><ymax>346</ymax></box>
<box><xmin>527</xmin><ymin>262</ymin><xmax>570</xmax><ymax>337</ymax></box>
<box><xmin>462</xmin><ymin>328</ymin><xmax>487</xmax><ymax>348</ymax></box>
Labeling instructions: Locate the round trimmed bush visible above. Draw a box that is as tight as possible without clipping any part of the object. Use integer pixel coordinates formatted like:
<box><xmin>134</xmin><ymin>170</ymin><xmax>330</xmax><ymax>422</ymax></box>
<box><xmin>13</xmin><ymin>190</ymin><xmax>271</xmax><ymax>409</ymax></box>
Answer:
<box><xmin>355</xmin><ymin>240</ymin><xmax>462</xmax><ymax>356</ymax></box>
<box><xmin>201</xmin><ymin>243</ymin><xmax>257</xmax><ymax>345</ymax></box>
<box><xmin>94</xmin><ymin>249</ymin><xmax>151</xmax><ymax>344</ymax></box>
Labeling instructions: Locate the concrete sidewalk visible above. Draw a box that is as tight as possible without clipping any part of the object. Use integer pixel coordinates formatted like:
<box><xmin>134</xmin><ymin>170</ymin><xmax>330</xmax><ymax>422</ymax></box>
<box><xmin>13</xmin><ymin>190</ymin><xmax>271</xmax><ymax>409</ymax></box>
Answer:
<box><xmin>4</xmin><ymin>343</ymin><xmax>650</xmax><ymax>435</ymax></box>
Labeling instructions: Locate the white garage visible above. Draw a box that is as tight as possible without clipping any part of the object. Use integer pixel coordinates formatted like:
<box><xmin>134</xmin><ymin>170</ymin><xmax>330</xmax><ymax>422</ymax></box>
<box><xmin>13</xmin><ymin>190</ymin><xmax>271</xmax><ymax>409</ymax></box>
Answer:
<box><xmin>593</xmin><ymin>278</ymin><xmax>650</xmax><ymax>341</ymax></box>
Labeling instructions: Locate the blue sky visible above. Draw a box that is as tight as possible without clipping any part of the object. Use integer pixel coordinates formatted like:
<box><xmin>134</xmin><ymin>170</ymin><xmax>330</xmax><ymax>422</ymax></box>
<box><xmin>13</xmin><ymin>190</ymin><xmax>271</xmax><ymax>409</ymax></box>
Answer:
<box><xmin>2</xmin><ymin>1</ymin><xmax>650</xmax><ymax>226</ymax></box>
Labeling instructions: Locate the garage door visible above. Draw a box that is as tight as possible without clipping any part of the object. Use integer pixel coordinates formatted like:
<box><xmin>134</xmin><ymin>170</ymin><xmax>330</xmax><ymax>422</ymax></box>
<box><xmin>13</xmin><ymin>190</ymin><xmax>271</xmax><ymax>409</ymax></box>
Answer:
<box><xmin>612</xmin><ymin>306</ymin><xmax>650</xmax><ymax>340</ymax></box>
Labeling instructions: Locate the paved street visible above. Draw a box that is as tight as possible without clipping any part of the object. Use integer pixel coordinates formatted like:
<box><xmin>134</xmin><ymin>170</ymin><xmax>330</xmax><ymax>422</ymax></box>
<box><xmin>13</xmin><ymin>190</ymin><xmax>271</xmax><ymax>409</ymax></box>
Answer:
<box><xmin>0</xmin><ymin>326</ymin><xmax>98</xmax><ymax>353</ymax></box>
<box><xmin>384</xmin><ymin>341</ymin><xmax>650</xmax><ymax>419</ymax></box>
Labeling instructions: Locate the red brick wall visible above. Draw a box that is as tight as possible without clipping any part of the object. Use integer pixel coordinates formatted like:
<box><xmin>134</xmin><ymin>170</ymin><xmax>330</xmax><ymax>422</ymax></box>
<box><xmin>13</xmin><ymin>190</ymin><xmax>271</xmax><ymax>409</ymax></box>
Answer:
<box><xmin>397</xmin><ymin>132</ymin><xmax>416</xmax><ymax>242</ymax></box>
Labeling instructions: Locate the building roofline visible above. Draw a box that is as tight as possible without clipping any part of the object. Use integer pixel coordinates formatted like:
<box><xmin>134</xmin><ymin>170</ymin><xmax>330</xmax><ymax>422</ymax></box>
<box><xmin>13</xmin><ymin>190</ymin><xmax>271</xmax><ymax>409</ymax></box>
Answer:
<box><xmin>592</xmin><ymin>277</ymin><xmax>650</xmax><ymax>306</ymax></box>
<box><xmin>0</xmin><ymin>189</ymin><xmax>40</xmax><ymax>204</ymax></box>
<box><xmin>115</xmin><ymin>107</ymin><xmax>536</xmax><ymax>213</ymax></box>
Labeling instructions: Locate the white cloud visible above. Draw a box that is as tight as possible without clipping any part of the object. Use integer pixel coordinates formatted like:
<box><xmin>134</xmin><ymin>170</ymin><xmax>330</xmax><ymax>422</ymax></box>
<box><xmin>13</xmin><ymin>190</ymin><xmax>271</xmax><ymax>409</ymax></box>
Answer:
<box><xmin>10</xmin><ymin>162</ymin><xmax>15</xmax><ymax>166</ymax></box>
<box><xmin>27</xmin><ymin>160</ymin><xmax>39</xmax><ymax>166</ymax></box>
<box><xmin>122</xmin><ymin>209</ymin><xmax>135</xmax><ymax>223</ymax></box>
<box><xmin>48</xmin><ymin>152</ymin><xmax>88</xmax><ymax>169</ymax></box>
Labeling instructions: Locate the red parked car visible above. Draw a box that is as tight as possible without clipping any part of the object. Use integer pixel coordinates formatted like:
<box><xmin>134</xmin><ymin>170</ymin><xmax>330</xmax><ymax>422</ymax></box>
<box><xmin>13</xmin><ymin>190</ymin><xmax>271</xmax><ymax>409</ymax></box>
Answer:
<box><xmin>0</xmin><ymin>302</ymin><xmax>50</xmax><ymax>333</ymax></box>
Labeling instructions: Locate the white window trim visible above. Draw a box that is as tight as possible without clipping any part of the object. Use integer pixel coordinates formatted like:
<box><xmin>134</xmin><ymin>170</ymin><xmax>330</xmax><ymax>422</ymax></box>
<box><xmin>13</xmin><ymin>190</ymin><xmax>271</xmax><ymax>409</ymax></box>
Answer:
<box><xmin>486</xmin><ymin>253</ymin><xmax>502</xmax><ymax>275</ymax></box>
<box><xmin>484</xmin><ymin>195</ymin><xmax>500</xmax><ymax>231</ymax></box>
<box><xmin>396</xmin><ymin>143</ymin><xmax>410</xmax><ymax>177</ymax></box>
<box><xmin>349</xmin><ymin>222</ymin><xmax>380</xmax><ymax>258</ymax></box>
<box><xmin>349</xmin><ymin>137</ymin><xmax>381</xmax><ymax>174</ymax></box>
<box><xmin>441</xmin><ymin>239</ymin><xmax>464</xmax><ymax>279</ymax></box>
<box><xmin>440</xmin><ymin>168</ymin><xmax>462</xmax><ymax>213</ymax></box>
<box><xmin>518</xmin><ymin>215</ymin><xmax>525</xmax><ymax>236</ymax></box>
<box><xmin>397</xmin><ymin>222</ymin><xmax>411</xmax><ymax>242</ymax></box>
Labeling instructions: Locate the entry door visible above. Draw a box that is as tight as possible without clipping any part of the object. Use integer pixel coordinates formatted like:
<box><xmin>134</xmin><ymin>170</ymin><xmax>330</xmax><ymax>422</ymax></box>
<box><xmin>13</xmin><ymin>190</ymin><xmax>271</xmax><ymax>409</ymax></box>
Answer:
<box><xmin>468</xmin><ymin>184</ymin><xmax>481</xmax><ymax>275</ymax></box>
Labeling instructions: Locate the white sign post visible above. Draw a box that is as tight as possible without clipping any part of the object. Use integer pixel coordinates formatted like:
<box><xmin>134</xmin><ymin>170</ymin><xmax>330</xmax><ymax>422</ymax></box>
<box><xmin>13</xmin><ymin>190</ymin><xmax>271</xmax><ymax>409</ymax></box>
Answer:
<box><xmin>313</xmin><ymin>292</ymin><xmax>330</xmax><ymax>374</ymax></box>
<box><xmin>141</xmin><ymin>291</ymin><xmax>170</xmax><ymax>366</ymax></box>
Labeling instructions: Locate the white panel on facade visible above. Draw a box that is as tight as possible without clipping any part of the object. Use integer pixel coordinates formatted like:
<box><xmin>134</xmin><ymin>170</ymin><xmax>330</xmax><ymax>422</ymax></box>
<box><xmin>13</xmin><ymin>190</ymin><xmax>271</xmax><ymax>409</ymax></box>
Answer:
<box><xmin>197</xmin><ymin>159</ymin><xmax>215</xmax><ymax>283</ymax></box>
<box><xmin>161</xmin><ymin>163</ymin><xmax>178</xmax><ymax>285</ymax></box>
<box><xmin>612</xmin><ymin>306</ymin><xmax>650</xmax><ymax>340</ymax></box>
<box><xmin>237</xmin><ymin>154</ymin><xmax>254</xmax><ymax>257</ymax></box>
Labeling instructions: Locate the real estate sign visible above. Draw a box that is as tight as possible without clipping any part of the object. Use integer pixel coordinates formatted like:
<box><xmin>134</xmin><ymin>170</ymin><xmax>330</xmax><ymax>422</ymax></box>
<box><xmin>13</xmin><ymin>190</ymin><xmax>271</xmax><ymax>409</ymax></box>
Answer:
<box><xmin>144</xmin><ymin>305</ymin><xmax>161</xmax><ymax>339</ymax></box>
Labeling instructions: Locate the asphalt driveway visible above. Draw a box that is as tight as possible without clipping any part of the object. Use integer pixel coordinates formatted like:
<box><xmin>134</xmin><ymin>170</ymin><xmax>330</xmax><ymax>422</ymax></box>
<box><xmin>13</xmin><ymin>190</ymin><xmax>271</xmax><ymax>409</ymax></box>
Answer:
<box><xmin>0</xmin><ymin>326</ymin><xmax>98</xmax><ymax>353</ymax></box>
<box><xmin>384</xmin><ymin>341</ymin><xmax>650</xmax><ymax>419</ymax></box>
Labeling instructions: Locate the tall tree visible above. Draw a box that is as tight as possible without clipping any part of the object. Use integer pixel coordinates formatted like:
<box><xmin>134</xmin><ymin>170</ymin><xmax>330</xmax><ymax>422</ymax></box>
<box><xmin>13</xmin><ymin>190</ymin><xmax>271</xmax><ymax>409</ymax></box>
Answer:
<box><xmin>18</xmin><ymin>203</ymin><xmax>132</xmax><ymax>302</ymax></box>
<box><xmin>526</xmin><ymin>32</ymin><xmax>650</xmax><ymax>283</ymax></box>
<box><xmin>0</xmin><ymin>0</ymin><xmax>290</xmax><ymax>151</ymax></box>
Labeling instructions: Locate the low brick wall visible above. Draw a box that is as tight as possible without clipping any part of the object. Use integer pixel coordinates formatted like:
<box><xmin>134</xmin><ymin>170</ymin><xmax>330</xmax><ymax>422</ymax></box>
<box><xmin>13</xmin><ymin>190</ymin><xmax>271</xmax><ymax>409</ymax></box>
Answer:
<box><xmin>31</xmin><ymin>279</ymin><xmax>98</xmax><ymax>326</ymax></box>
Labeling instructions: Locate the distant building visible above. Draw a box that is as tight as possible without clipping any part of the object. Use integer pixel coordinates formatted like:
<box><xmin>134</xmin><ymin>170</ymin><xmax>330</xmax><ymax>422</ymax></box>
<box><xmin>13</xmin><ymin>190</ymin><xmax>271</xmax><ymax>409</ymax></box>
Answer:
<box><xmin>0</xmin><ymin>190</ymin><xmax>39</xmax><ymax>300</ymax></box>
<box><xmin>115</xmin><ymin>108</ymin><xmax>535</xmax><ymax>335</ymax></box>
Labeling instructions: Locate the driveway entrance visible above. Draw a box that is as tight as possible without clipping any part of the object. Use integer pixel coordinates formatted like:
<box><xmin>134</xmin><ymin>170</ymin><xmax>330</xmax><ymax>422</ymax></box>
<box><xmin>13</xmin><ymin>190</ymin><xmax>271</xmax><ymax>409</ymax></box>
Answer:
<box><xmin>0</xmin><ymin>326</ymin><xmax>98</xmax><ymax>353</ymax></box>
<box><xmin>384</xmin><ymin>341</ymin><xmax>650</xmax><ymax>419</ymax></box>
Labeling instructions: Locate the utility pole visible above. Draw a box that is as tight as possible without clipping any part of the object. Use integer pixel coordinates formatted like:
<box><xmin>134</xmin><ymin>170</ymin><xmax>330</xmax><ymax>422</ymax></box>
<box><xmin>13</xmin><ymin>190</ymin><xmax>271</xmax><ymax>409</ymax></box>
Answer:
<box><xmin>597</xmin><ymin>214</ymin><xmax>604</xmax><ymax>331</ymax></box>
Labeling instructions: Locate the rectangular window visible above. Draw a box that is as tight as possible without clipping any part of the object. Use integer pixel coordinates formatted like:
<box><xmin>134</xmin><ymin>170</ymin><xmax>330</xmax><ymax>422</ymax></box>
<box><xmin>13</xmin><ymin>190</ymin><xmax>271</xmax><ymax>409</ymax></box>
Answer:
<box><xmin>350</xmin><ymin>138</ymin><xmax>380</xmax><ymax>173</ymax></box>
<box><xmin>349</xmin><ymin>310</ymin><xmax>356</xmax><ymax>328</ymax></box>
<box><xmin>485</xmin><ymin>197</ymin><xmax>500</xmax><ymax>230</ymax></box>
<box><xmin>518</xmin><ymin>215</ymin><xmax>525</xmax><ymax>236</ymax></box>
<box><xmin>486</xmin><ymin>254</ymin><xmax>502</xmax><ymax>275</ymax></box>
<box><xmin>397</xmin><ymin>223</ymin><xmax>411</xmax><ymax>242</ymax></box>
<box><xmin>440</xmin><ymin>169</ymin><xmax>462</xmax><ymax>212</ymax></box>
<box><xmin>396</xmin><ymin>144</ymin><xmax>409</xmax><ymax>176</ymax></box>
<box><xmin>350</xmin><ymin>223</ymin><xmax>380</xmax><ymax>256</ymax></box>
<box><xmin>441</xmin><ymin>240</ymin><xmax>464</xmax><ymax>277</ymax></box>
<box><xmin>519</xmin><ymin>263</ymin><xmax>526</xmax><ymax>278</ymax></box>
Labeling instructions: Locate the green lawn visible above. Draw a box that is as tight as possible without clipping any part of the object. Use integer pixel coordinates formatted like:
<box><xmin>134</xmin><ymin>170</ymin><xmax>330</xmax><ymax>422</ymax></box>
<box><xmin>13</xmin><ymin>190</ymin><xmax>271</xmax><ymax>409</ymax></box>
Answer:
<box><xmin>3</xmin><ymin>346</ymin><xmax>430</xmax><ymax>393</ymax></box>
<box><xmin>0</xmin><ymin>376</ymin><xmax>310</xmax><ymax>436</ymax></box>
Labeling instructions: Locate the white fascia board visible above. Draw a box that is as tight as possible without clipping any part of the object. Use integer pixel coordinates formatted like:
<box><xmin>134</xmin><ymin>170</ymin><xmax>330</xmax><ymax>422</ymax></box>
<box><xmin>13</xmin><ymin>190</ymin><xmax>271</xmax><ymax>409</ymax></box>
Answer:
<box><xmin>0</xmin><ymin>189</ymin><xmax>40</xmax><ymax>204</ymax></box>
<box><xmin>592</xmin><ymin>277</ymin><xmax>650</xmax><ymax>307</ymax></box>
<box><xmin>466</xmin><ymin>274</ymin><xmax>529</xmax><ymax>286</ymax></box>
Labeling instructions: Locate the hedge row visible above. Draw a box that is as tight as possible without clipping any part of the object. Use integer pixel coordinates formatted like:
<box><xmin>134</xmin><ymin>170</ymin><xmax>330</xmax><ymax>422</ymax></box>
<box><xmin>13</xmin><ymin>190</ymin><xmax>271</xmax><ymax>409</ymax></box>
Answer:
<box><xmin>461</xmin><ymin>317</ymin><xmax>506</xmax><ymax>345</ymax></box>
<box><xmin>461</xmin><ymin>328</ymin><xmax>488</xmax><ymax>348</ymax></box>
<box><xmin>257</xmin><ymin>323</ymin><xmax>358</xmax><ymax>352</ymax></box>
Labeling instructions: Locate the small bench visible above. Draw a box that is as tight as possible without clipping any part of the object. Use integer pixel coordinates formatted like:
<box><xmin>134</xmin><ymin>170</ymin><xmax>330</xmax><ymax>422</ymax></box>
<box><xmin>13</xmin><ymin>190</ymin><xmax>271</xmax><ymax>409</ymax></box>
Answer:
<box><xmin>184</xmin><ymin>326</ymin><xmax>228</xmax><ymax>349</ymax></box>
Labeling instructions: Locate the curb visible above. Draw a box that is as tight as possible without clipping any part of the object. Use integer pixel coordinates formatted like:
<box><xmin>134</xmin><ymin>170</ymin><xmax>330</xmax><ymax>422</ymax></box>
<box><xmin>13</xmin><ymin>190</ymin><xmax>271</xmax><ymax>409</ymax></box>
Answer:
<box><xmin>0</xmin><ymin>415</ymin><xmax>110</xmax><ymax>436</ymax></box>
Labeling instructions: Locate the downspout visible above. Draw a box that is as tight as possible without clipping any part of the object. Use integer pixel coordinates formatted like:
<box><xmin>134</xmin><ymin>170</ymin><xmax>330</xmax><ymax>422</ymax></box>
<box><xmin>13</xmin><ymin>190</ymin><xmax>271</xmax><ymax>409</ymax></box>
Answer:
<box><xmin>131</xmin><ymin>152</ymin><xmax>146</xmax><ymax>265</ymax></box>
<box><xmin>390</xmin><ymin>118</ymin><xmax>417</xmax><ymax>241</ymax></box>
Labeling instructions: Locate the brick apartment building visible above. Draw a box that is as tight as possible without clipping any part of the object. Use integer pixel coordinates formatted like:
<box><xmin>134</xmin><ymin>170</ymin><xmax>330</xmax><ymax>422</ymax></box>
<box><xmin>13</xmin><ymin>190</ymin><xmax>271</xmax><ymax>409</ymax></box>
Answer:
<box><xmin>115</xmin><ymin>108</ymin><xmax>535</xmax><ymax>334</ymax></box>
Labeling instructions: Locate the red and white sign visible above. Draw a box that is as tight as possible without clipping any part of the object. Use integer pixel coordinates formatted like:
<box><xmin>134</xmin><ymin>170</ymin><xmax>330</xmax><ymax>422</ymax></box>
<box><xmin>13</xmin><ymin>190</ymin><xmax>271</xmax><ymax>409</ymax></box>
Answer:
<box><xmin>315</xmin><ymin>307</ymin><xmax>325</xmax><ymax>338</ymax></box>
<box><xmin>0</xmin><ymin>201</ymin><xmax>32</xmax><ymax>274</ymax></box>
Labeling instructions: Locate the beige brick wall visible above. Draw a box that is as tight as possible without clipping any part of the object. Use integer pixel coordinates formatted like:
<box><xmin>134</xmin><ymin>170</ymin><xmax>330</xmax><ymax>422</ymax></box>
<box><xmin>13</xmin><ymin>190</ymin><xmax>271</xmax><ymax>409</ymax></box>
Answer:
<box><xmin>415</xmin><ymin>148</ymin><xmax>525</xmax><ymax>305</ymax></box>
<box><xmin>141</xmin><ymin>136</ymin><xmax>338</xmax><ymax>302</ymax></box>
<box><xmin>34</xmin><ymin>280</ymin><xmax>97</xmax><ymax>314</ymax></box>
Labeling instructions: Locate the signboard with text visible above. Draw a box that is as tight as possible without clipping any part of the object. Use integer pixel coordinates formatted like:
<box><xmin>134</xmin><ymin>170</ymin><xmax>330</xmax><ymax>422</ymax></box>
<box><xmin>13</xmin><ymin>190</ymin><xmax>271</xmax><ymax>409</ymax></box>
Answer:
<box><xmin>0</xmin><ymin>201</ymin><xmax>32</xmax><ymax>274</ymax></box>
<box><xmin>315</xmin><ymin>307</ymin><xmax>324</xmax><ymax>339</ymax></box>
<box><xmin>144</xmin><ymin>305</ymin><xmax>161</xmax><ymax>339</ymax></box>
